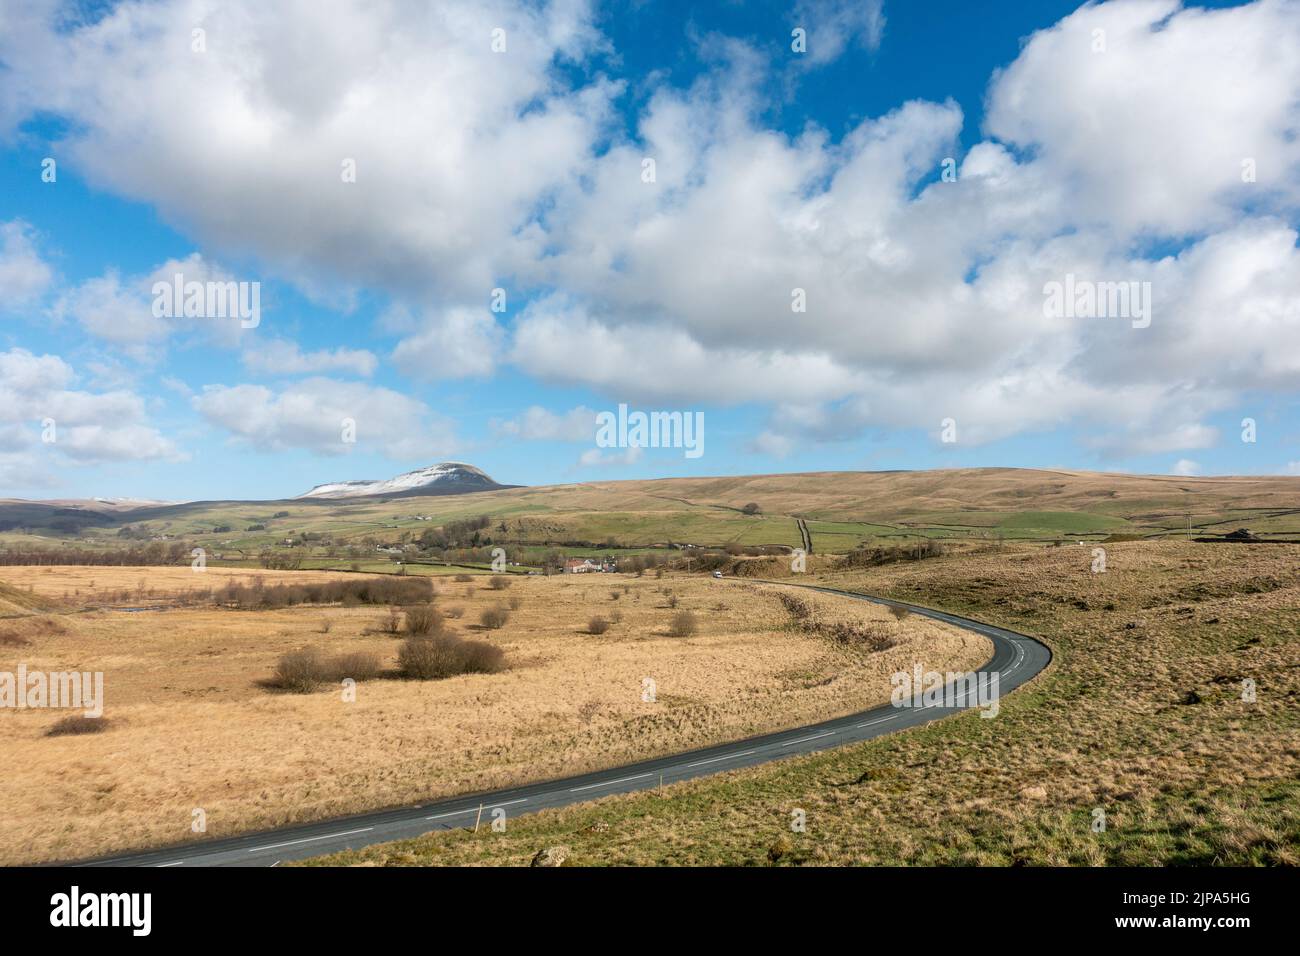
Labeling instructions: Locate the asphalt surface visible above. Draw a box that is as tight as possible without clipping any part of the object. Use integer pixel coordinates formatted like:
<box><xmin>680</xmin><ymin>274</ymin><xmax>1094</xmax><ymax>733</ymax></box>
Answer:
<box><xmin>77</xmin><ymin>583</ymin><xmax>1051</xmax><ymax>868</ymax></box>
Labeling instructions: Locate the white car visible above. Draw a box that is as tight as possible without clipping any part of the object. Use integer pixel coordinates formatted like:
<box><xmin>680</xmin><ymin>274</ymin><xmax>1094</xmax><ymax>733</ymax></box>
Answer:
<box><xmin>712</xmin><ymin>570</ymin><xmax>723</xmax><ymax>579</ymax></box>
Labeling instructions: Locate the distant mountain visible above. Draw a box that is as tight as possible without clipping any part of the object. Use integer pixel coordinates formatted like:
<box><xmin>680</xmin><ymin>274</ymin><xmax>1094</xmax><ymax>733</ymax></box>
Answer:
<box><xmin>297</xmin><ymin>462</ymin><xmax>508</xmax><ymax>500</ymax></box>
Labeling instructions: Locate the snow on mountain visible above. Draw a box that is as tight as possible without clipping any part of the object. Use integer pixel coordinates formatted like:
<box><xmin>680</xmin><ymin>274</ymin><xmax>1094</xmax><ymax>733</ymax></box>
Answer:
<box><xmin>297</xmin><ymin>462</ymin><xmax>504</xmax><ymax>500</ymax></box>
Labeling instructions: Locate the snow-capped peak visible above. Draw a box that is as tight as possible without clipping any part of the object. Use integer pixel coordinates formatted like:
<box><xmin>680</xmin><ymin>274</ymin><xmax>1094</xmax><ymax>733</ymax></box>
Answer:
<box><xmin>297</xmin><ymin>462</ymin><xmax>502</xmax><ymax>500</ymax></box>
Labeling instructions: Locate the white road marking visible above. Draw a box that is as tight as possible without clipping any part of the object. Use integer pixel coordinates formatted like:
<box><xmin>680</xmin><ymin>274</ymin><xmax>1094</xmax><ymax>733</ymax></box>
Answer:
<box><xmin>156</xmin><ymin>861</ymin><xmax>184</xmax><ymax>867</ymax></box>
<box><xmin>569</xmin><ymin>772</ymin><xmax>654</xmax><ymax>792</ymax></box>
<box><xmin>426</xmin><ymin>798</ymin><xmax>527</xmax><ymax>820</ymax></box>
<box><xmin>686</xmin><ymin>749</ymin><xmax>757</xmax><ymax>768</ymax></box>
<box><xmin>781</xmin><ymin>731</ymin><xmax>834</xmax><ymax>747</ymax></box>
<box><xmin>247</xmin><ymin>826</ymin><xmax>374</xmax><ymax>852</ymax></box>
<box><xmin>855</xmin><ymin>716</ymin><xmax>894</xmax><ymax>729</ymax></box>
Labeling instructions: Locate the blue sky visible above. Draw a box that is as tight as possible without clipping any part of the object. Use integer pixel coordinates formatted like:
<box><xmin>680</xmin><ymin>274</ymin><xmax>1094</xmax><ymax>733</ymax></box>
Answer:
<box><xmin>1</xmin><ymin>0</ymin><xmax>1298</xmax><ymax>501</ymax></box>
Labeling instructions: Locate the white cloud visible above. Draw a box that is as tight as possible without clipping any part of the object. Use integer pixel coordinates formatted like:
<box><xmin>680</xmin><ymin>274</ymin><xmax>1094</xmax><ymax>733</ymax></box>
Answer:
<box><xmin>55</xmin><ymin>253</ymin><xmax>258</xmax><ymax>352</ymax></box>
<box><xmin>193</xmin><ymin>378</ymin><xmax>457</xmax><ymax>460</ymax></box>
<box><xmin>492</xmin><ymin>405</ymin><xmax>596</xmax><ymax>442</ymax></box>
<box><xmin>748</xmin><ymin>430</ymin><xmax>794</xmax><ymax>459</ymax></box>
<box><xmin>5</xmin><ymin>0</ymin><xmax>1300</xmax><ymax>464</ymax></box>
<box><xmin>0</xmin><ymin>349</ymin><xmax>184</xmax><ymax>485</ymax></box>
<box><xmin>792</xmin><ymin>0</ymin><xmax>886</xmax><ymax>65</ymax></box>
<box><xmin>985</xmin><ymin>0</ymin><xmax>1300</xmax><ymax>237</ymax></box>
<box><xmin>0</xmin><ymin>219</ymin><xmax>53</xmax><ymax>307</ymax></box>
<box><xmin>1171</xmin><ymin>458</ymin><xmax>1201</xmax><ymax>477</ymax></box>
<box><xmin>0</xmin><ymin>0</ymin><xmax>615</xmax><ymax>333</ymax></box>
<box><xmin>391</xmin><ymin>307</ymin><xmax>502</xmax><ymax>381</ymax></box>
<box><xmin>242</xmin><ymin>338</ymin><xmax>377</xmax><ymax>377</ymax></box>
<box><xmin>578</xmin><ymin>445</ymin><xmax>642</xmax><ymax>467</ymax></box>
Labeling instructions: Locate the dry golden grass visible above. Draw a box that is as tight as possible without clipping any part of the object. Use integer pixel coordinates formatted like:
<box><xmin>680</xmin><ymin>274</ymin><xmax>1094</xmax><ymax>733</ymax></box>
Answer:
<box><xmin>307</xmin><ymin>539</ymin><xmax>1300</xmax><ymax>867</ymax></box>
<box><xmin>0</xmin><ymin>567</ymin><xmax>985</xmax><ymax>864</ymax></box>
<box><xmin>0</xmin><ymin>564</ymin><xmax>360</xmax><ymax>603</ymax></box>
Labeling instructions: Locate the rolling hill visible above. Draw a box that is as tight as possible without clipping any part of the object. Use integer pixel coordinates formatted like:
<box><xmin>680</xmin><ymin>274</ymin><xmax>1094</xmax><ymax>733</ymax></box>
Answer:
<box><xmin>0</xmin><ymin>468</ymin><xmax>1297</xmax><ymax>554</ymax></box>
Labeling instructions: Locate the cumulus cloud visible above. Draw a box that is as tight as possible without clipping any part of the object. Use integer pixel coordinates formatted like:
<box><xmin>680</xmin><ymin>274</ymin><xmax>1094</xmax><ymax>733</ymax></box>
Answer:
<box><xmin>0</xmin><ymin>219</ymin><xmax>53</xmax><ymax>307</ymax></box>
<box><xmin>54</xmin><ymin>253</ymin><xmax>259</xmax><ymax>352</ymax></box>
<box><xmin>492</xmin><ymin>405</ymin><xmax>597</xmax><ymax>442</ymax></box>
<box><xmin>0</xmin><ymin>348</ymin><xmax>184</xmax><ymax>486</ymax></box>
<box><xmin>192</xmin><ymin>378</ymin><xmax>457</xmax><ymax>459</ymax></box>
<box><xmin>1171</xmin><ymin>458</ymin><xmax>1201</xmax><ymax>477</ymax></box>
<box><xmin>390</xmin><ymin>307</ymin><xmax>503</xmax><ymax>381</ymax></box>
<box><xmin>6</xmin><ymin>0</ymin><xmax>1300</xmax><ymax>464</ymax></box>
<box><xmin>0</xmin><ymin>0</ymin><xmax>616</xmax><ymax>366</ymax></box>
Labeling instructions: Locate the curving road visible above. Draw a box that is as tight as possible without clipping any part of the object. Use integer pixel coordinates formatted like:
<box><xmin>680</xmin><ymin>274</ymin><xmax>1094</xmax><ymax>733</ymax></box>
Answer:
<box><xmin>77</xmin><ymin>583</ymin><xmax>1050</xmax><ymax>868</ymax></box>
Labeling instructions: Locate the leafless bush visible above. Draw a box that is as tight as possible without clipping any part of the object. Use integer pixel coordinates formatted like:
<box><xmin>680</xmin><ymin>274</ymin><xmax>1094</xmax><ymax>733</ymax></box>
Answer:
<box><xmin>508</xmin><ymin>595</ymin><xmax>523</xmax><ymax>610</ymax></box>
<box><xmin>403</xmin><ymin>604</ymin><xmax>444</xmax><ymax>637</ymax></box>
<box><xmin>488</xmin><ymin>575</ymin><xmax>512</xmax><ymax>590</ymax></box>
<box><xmin>379</xmin><ymin>606</ymin><xmax>402</xmax><ymax>635</ymax></box>
<box><xmin>273</xmin><ymin>648</ymin><xmax>330</xmax><ymax>693</ymax></box>
<box><xmin>668</xmin><ymin>610</ymin><xmax>698</xmax><ymax>637</ymax></box>
<box><xmin>454</xmin><ymin>573</ymin><xmax>473</xmax><ymax>583</ymax></box>
<box><xmin>398</xmin><ymin>635</ymin><xmax>505</xmax><ymax>679</ymax></box>
<box><xmin>215</xmin><ymin>575</ymin><xmax>433</xmax><ymax>610</ymax></box>
<box><xmin>46</xmin><ymin>715</ymin><xmax>110</xmax><ymax>737</ymax></box>
<box><xmin>588</xmin><ymin>615</ymin><xmax>610</xmax><ymax>635</ymax></box>
<box><xmin>479</xmin><ymin>604</ymin><xmax>510</xmax><ymax>629</ymax></box>
<box><xmin>273</xmin><ymin>647</ymin><xmax>382</xmax><ymax>691</ymax></box>
<box><xmin>329</xmin><ymin>652</ymin><xmax>381</xmax><ymax>682</ymax></box>
<box><xmin>887</xmin><ymin>604</ymin><xmax>912</xmax><ymax>621</ymax></box>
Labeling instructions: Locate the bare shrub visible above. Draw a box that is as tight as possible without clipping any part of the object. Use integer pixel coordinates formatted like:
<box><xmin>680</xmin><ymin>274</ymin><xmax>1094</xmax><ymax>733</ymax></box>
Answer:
<box><xmin>329</xmin><ymin>652</ymin><xmax>381</xmax><ymax>682</ymax></box>
<box><xmin>609</xmin><ymin>609</ymin><xmax>623</xmax><ymax>624</ymax></box>
<box><xmin>479</xmin><ymin>604</ymin><xmax>510</xmax><ymax>629</ymax></box>
<box><xmin>668</xmin><ymin>610</ymin><xmax>698</xmax><ymax>637</ymax></box>
<box><xmin>488</xmin><ymin>575</ymin><xmax>512</xmax><ymax>590</ymax></box>
<box><xmin>215</xmin><ymin>575</ymin><xmax>433</xmax><ymax>610</ymax></box>
<box><xmin>399</xmin><ymin>635</ymin><xmax>505</xmax><ymax>679</ymax></box>
<box><xmin>273</xmin><ymin>647</ymin><xmax>330</xmax><ymax>693</ymax></box>
<box><xmin>46</xmin><ymin>715</ymin><xmax>109</xmax><ymax>737</ymax></box>
<box><xmin>318</xmin><ymin>618</ymin><xmax>334</xmax><ymax>634</ymax></box>
<box><xmin>508</xmin><ymin>595</ymin><xmax>523</xmax><ymax>611</ymax></box>
<box><xmin>444</xmin><ymin>606</ymin><xmax>465</xmax><ymax>619</ymax></box>
<box><xmin>379</xmin><ymin>606</ymin><xmax>402</xmax><ymax>635</ymax></box>
<box><xmin>609</xmin><ymin>590</ymin><xmax>621</xmax><ymax>601</ymax></box>
<box><xmin>887</xmin><ymin>604</ymin><xmax>912</xmax><ymax>621</ymax></box>
<box><xmin>667</xmin><ymin>593</ymin><xmax>679</xmax><ymax>609</ymax></box>
<box><xmin>454</xmin><ymin>573</ymin><xmax>473</xmax><ymax>583</ymax></box>
<box><xmin>403</xmin><ymin>604</ymin><xmax>444</xmax><ymax>637</ymax></box>
<box><xmin>588</xmin><ymin>615</ymin><xmax>610</xmax><ymax>635</ymax></box>
<box><xmin>458</xmin><ymin>639</ymin><xmax>506</xmax><ymax>674</ymax></box>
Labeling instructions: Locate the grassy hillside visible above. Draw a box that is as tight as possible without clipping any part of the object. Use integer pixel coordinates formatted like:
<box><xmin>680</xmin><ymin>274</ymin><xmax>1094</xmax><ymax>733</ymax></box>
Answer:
<box><xmin>2</xmin><ymin>468</ymin><xmax>1298</xmax><ymax>555</ymax></box>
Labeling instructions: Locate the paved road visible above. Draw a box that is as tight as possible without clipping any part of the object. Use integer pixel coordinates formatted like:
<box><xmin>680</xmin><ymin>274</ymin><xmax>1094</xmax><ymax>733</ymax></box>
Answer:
<box><xmin>77</xmin><ymin>583</ymin><xmax>1051</xmax><ymax>868</ymax></box>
